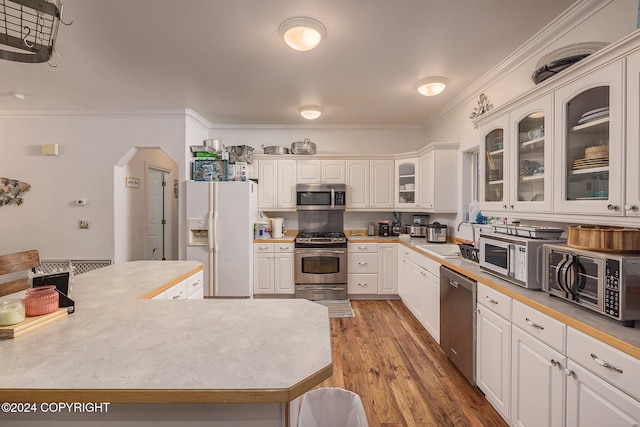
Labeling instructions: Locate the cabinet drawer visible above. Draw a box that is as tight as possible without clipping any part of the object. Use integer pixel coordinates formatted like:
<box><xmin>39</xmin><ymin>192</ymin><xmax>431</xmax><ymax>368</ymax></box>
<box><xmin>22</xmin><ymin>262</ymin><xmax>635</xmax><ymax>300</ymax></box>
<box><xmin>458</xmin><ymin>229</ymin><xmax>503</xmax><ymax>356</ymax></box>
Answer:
<box><xmin>164</xmin><ymin>280</ymin><xmax>187</xmax><ymax>300</ymax></box>
<box><xmin>512</xmin><ymin>300</ymin><xmax>566</xmax><ymax>353</ymax></box>
<box><xmin>567</xmin><ymin>327</ymin><xmax>640</xmax><ymax>401</ymax></box>
<box><xmin>274</xmin><ymin>243</ymin><xmax>294</xmax><ymax>253</ymax></box>
<box><xmin>477</xmin><ymin>281</ymin><xmax>512</xmax><ymax>320</ymax></box>
<box><xmin>348</xmin><ymin>253</ymin><xmax>378</xmax><ymax>273</ymax></box>
<box><xmin>185</xmin><ymin>270</ymin><xmax>204</xmax><ymax>298</ymax></box>
<box><xmin>253</xmin><ymin>243</ymin><xmax>274</xmax><ymax>253</ymax></box>
<box><xmin>348</xmin><ymin>274</ymin><xmax>378</xmax><ymax>294</ymax></box>
<box><xmin>348</xmin><ymin>242</ymin><xmax>378</xmax><ymax>253</ymax></box>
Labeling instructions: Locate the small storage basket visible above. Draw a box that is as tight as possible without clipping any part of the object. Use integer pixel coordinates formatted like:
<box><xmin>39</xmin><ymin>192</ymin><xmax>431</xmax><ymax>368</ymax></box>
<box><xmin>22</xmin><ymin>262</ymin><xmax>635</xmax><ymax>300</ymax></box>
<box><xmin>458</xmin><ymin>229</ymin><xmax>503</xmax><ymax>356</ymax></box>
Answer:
<box><xmin>225</xmin><ymin>145</ymin><xmax>254</xmax><ymax>164</ymax></box>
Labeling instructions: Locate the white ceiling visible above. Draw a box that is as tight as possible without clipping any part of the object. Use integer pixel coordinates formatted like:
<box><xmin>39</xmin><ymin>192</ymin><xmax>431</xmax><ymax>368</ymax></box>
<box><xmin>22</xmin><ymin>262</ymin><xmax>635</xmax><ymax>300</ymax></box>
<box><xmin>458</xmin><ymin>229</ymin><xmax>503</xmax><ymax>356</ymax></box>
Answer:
<box><xmin>0</xmin><ymin>0</ymin><xmax>577</xmax><ymax>125</ymax></box>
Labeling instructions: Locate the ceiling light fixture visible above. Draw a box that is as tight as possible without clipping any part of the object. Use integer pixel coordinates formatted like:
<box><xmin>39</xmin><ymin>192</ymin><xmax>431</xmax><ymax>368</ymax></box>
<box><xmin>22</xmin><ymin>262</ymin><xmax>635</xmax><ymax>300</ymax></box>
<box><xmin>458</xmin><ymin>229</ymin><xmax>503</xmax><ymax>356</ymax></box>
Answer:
<box><xmin>10</xmin><ymin>91</ymin><xmax>26</xmax><ymax>100</ymax></box>
<box><xmin>414</xmin><ymin>77</ymin><xmax>450</xmax><ymax>97</ymax></box>
<box><xmin>299</xmin><ymin>105</ymin><xmax>323</xmax><ymax>120</ymax></box>
<box><xmin>279</xmin><ymin>17</ymin><xmax>326</xmax><ymax>51</ymax></box>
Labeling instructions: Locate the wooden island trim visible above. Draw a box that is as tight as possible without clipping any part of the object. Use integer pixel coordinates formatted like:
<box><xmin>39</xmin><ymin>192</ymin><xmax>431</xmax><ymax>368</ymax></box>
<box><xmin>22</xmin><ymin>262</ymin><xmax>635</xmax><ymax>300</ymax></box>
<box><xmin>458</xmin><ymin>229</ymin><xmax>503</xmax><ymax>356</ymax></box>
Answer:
<box><xmin>137</xmin><ymin>264</ymin><xmax>205</xmax><ymax>299</ymax></box>
<box><xmin>0</xmin><ymin>365</ymin><xmax>333</xmax><ymax>404</ymax></box>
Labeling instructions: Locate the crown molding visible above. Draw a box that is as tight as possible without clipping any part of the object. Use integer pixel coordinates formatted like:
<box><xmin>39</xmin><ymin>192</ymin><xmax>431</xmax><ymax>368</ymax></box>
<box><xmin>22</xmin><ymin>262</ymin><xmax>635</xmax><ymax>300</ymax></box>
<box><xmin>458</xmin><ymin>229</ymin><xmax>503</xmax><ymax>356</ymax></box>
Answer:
<box><xmin>422</xmin><ymin>0</ymin><xmax>614</xmax><ymax>130</ymax></box>
<box><xmin>207</xmin><ymin>123</ymin><xmax>426</xmax><ymax>132</ymax></box>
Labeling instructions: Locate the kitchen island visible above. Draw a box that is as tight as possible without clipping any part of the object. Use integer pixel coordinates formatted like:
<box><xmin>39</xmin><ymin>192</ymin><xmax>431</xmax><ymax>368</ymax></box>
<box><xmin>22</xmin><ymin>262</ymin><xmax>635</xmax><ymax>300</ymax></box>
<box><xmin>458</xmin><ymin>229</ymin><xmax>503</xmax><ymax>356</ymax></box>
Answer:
<box><xmin>0</xmin><ymin>261</ymin><xmax>332</xmax><ymax>426</ymax></box>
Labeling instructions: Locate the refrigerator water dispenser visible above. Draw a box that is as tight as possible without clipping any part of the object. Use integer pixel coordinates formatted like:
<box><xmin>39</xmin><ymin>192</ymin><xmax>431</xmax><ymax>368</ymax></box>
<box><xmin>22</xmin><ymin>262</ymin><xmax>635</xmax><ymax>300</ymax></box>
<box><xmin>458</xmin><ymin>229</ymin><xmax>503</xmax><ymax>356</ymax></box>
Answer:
<box><xmin>188</xmin><ymin>219</ymin><xmax>209</xmax><ymax>245</ymax></box>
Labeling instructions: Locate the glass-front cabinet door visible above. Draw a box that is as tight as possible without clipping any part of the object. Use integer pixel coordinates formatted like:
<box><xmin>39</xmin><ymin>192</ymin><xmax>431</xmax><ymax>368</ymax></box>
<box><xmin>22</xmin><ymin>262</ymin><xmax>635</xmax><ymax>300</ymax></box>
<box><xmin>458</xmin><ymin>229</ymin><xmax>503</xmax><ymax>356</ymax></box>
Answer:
<box><xmin>509</xmin><ymin>95</ymin><xmax>553</xmax><ymax>212</ymax></box>
<box><xmin>395</xmin><ymin>158</ymin><xmax>418</xmax><ymax>208</ymax></box>
<box><xmin>479</xmin><ymin>114</ymin><xmax>509</xmax><ymax>212</ymax></box>
<box><xmin>553</xmin><ymin>61</ymin><xmax>623</xmax><ymax>215</ymax></box>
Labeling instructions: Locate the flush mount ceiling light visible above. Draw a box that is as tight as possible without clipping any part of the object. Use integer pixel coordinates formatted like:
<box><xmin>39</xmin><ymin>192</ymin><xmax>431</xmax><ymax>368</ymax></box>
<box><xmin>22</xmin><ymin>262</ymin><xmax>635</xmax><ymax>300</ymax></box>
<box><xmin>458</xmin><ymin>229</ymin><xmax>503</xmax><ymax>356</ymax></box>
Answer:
<box><xmin>299</xmin><ymin>105</ymin><xmax>323</xmax><ymax>120</ymax></box>
<box><xmin>279</xmin><ymin>17</ymin><xmax>326</xmax><ymax>51</ymax></box>
<box><xmin>414</xmin><ymin>77</ymin><xmax>450</xmax><ymax>97</ymax></box>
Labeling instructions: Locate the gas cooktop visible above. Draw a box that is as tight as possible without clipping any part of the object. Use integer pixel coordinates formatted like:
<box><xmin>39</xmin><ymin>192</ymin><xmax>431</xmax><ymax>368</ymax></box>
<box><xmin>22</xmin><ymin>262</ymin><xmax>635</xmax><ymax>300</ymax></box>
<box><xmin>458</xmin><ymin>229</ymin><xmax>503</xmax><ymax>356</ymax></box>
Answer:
<box><xmin>295</xmin><ymin>231</ymin><xmax>347</xmax><ymax>245</ymax></box>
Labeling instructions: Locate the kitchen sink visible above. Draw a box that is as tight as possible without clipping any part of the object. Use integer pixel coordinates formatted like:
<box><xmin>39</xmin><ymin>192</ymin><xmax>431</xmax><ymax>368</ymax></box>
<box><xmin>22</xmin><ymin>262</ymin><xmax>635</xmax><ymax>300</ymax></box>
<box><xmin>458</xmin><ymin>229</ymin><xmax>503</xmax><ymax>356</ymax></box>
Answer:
<box><xmin>415</xmin><ymin>243</ymin><xmax>461</xmax><ymax>259</ymax></box>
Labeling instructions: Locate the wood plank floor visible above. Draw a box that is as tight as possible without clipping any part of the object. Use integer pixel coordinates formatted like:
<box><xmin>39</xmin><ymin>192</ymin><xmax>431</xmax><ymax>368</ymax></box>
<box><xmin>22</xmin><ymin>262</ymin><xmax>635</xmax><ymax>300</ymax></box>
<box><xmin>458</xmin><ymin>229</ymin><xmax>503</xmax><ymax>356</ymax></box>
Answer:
<box><xmin>317</xmin><ymin>299</ymin><xmax>508</xmax><ymax>427</ymax></box>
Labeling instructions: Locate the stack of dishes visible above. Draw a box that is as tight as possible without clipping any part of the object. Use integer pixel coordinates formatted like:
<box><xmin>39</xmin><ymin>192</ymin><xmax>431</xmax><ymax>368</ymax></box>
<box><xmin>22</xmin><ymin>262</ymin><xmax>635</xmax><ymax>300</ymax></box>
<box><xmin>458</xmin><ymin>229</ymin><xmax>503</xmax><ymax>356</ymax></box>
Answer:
<box><xmin>577</xmin><ymin>107</ymin><xmax>610</xmax><ymax>125</ymax></box>
<box><xmin>573</xmin><ymin>144</ymin><xmax>609</xmax><ymax>170</ymax></box>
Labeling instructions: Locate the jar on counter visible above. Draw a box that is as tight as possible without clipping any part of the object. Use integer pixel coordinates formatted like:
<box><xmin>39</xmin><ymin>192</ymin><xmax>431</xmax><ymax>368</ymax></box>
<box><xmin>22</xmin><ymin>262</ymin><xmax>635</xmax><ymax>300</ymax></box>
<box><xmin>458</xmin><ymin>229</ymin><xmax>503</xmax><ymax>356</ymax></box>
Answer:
<box><xmin>24</xmin><ymin>286</ymin><xmax>59</xmax><ymax>316</ymax></box>
<box><xmin>0</xmin><ymin>298</ymin><xmax>25</xmax><ymax>326</ymax></box>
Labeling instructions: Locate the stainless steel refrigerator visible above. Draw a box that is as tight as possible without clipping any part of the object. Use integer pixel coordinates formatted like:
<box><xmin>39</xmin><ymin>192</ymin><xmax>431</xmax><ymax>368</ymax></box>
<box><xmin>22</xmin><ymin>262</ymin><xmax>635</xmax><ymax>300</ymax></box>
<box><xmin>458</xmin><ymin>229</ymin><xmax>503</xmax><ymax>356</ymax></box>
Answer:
<box><xmin>185</xmin><ymin>181</ymin><xmax>258</xmax><ymax>297</ymax></box>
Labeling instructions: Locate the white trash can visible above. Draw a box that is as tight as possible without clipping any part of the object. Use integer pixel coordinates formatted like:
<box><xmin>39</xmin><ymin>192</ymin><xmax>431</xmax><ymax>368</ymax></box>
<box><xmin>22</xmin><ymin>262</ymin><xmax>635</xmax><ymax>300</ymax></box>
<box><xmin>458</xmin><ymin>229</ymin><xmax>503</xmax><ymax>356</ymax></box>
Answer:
<box><xmin>294</xmin><ymin>387</ymin><xmax>369</xmax><ymax>427</ymax></box>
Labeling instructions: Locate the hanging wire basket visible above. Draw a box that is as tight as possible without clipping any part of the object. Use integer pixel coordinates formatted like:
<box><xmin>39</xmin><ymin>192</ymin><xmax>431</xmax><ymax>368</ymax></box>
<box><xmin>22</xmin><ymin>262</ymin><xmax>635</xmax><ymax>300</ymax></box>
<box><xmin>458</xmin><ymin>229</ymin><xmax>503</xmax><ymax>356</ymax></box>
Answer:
<box><xmin>0</xmin><ymin>0</ymin><xmax>68</xmax><ymax>63</ymax></box>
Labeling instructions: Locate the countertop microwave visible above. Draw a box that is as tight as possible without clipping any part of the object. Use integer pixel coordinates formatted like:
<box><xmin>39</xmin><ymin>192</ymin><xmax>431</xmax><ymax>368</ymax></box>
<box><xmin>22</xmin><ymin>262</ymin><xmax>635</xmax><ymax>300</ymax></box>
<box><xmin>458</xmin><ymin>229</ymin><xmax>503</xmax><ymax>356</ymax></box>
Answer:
<box><xmin>296</xmin><ymin>183</ymin><xmax>346</xmax><ymax>211</ymax></box>
<box><xmin>478</xmin><ymin>233</ymin><xmax>565</xmax><ymax>288</ymax></box>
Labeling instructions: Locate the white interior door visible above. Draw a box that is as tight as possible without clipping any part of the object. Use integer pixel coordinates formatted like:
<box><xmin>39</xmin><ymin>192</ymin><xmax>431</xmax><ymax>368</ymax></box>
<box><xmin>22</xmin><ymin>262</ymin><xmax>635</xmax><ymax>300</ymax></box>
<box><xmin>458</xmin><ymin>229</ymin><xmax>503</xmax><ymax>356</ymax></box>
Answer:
<box><xmin>147</xmin><ymin>168</ymin><xmax>168</xmax><ymax>260</ymax></box>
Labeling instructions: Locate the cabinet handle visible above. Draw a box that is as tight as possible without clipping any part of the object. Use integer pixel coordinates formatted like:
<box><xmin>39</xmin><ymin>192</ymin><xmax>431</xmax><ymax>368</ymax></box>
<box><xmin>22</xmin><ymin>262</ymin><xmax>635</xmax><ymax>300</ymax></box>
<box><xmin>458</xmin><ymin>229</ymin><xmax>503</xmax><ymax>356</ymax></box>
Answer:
<box><xmin>607</xmin><ymin>204</ymin><xmax>619</xmax><ymax>211</ymax></box>
<box><xmin>192</xmin><ymin>280</ymin><xmax>201</xmax><ymax>287</ymax></box>
<box><xmin>279</xmin><ymin>246</ymin><xmax>290</xmax><ymax>250</ymax></box>
<box><xmin>259</xmin><ymin>246</ymin><xmax>269</xmax><ymax>250</ymax></box>
<box><xmin>357</xmin><ymin>283</ymin><xmax>368</xmax><ymax>287</ymax></box>
<box><xmin>509</xmin><ymin>205</ymin><xmax>514</xmax><ymax>210</ymax></box>
<box><xmin>625</xmin><ymin>204</ymin><xmax>638</xmax><ymax>211</ymax></box>
<box><xmin>358</xmin><ymin>262</ymin><xmax>368</xmax><ymax>265</ymax></box>
<box><xmin>358</xmin><ymin>246</ymin><xmax>368</xmax><ymax>250</ymax></box>
<box><xmin>550</xmin><ymin>359</ymin><xmax>561</xmax><ymax>368</ymax></box>
<box><xmin>525</xmin><ymin>317</ymin><xmax>544</xmax><ymax>330</ymax></box>
<box><xmin>485</xmin><ymin>296</ymin><xmax>499</xmax><ymax>304</ymax></box>
<box><xmin>565</xmin><ymin>368</ymin><xmax>575</xmax><ymax>377</ymax></box>
<box><xmin>591</xmin><ymin>353</ymin><xmax>623</xmax><ymax>373</ymax></box>
<box><xmin>172</xmin><ymin>291</ymin><xmax>183</xmax><ymax>299</ymax></box>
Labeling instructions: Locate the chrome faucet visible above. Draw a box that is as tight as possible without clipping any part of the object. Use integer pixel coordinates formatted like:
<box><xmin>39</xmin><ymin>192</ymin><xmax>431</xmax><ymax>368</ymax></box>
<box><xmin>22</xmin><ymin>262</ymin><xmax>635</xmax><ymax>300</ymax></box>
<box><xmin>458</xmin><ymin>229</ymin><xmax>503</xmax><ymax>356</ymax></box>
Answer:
<box><xmin>456</xmin><ymin>221</ymin><xmax>477</xmax><ymax>245</ymax></box>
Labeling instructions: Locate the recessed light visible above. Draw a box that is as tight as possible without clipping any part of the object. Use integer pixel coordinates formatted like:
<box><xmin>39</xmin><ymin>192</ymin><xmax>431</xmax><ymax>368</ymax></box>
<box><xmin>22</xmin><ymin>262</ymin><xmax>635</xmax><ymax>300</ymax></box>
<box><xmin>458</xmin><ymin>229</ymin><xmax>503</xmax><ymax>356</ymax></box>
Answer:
<box><xmin>414</xmin><ymin>77</ymin><xmax>450</xmax><ymax>96</ymax></box>
<box><xmin>279</xmin><ymin>17</ymin><xmax>326</xmax><ymax>51</ymax></box>
<box><xmin>299</xmin><ymin>105</ymin><xmax>323</xmax><ymax>120</ymax></box>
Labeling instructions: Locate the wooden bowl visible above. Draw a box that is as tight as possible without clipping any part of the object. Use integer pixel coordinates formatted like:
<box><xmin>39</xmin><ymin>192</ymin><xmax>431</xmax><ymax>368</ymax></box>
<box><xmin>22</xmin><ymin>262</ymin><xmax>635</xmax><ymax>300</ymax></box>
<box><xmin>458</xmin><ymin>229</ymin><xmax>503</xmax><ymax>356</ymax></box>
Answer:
<box><xmin>567</xmin><ymin>226</ymin><xmax>640</xmax><ymax>253</ymax></box>
<box><xmin>584</xmin><ymin>145</ymin><xmax>609</xmax><ymax>159</ymax></box>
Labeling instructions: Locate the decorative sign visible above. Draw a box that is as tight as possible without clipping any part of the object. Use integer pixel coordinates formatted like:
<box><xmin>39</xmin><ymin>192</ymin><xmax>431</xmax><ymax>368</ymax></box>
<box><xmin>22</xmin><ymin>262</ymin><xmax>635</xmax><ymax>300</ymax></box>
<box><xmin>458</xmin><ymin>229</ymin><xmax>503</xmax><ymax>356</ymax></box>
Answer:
<box><xmin>0</xmin><ymin>178</ymin><xmax>31</xmax><ymax>206</ymax></box>
<box><xmin>126</xmin><ymin>177</ymin><xmax>140</xmax><ymax>188</ymax></box>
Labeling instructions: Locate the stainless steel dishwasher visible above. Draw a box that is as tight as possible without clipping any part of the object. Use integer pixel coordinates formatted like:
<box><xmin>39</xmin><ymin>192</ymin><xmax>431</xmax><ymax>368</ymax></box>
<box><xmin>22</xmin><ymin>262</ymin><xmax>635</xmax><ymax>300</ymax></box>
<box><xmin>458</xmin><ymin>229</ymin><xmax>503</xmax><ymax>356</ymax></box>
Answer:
<box><xmin>440</xmin><ymin>265</ymin><xmax>477</xmax><ymax>386</ymax></box>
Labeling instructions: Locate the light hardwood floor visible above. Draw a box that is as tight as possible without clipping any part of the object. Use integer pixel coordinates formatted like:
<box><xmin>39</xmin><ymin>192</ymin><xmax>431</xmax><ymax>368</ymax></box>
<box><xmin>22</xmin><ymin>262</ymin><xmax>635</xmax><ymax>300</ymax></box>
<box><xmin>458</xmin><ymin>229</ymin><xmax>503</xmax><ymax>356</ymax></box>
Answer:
<box><xmin>317</xmin><ymin>299</ymin><xmax>508</xmax><ymax>427</ymax></box>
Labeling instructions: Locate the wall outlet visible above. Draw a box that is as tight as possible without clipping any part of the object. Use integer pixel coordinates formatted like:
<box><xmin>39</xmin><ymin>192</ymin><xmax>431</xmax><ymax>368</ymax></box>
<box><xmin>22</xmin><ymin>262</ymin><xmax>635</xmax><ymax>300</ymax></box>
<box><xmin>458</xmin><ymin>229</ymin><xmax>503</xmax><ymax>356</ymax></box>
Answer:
<box><xmin>79</xmin><ymin>220</ymin><xmax>89</xmax><ymax>229</ymax></box>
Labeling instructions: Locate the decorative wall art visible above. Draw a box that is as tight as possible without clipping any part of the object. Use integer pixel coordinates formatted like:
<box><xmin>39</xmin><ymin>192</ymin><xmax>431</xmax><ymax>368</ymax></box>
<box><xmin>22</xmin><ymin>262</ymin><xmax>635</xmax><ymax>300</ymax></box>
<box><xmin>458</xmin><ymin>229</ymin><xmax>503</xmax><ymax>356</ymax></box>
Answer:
<box><xmin>0</xmin><ymin>178</ymin><xmax>31</xmax><ymax>206</ymax></box>
<box><xmin>469</xmin><ymin>93</ymin><xmax>494</xmax><ymax>128</ymax></box>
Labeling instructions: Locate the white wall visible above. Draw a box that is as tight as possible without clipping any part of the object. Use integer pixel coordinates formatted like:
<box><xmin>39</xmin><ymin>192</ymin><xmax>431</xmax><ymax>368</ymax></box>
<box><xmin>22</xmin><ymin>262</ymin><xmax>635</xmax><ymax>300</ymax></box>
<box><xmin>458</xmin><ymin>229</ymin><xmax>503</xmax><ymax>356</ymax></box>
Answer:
<box><xmin>207</xmin><ymin>125</ymin><xmax>427</xmax><ymax>155</ymax></box>
<box><xmin>0</xmin><ymin>111</ymin><xmax>187</xmax><ymax>260</ymax></box>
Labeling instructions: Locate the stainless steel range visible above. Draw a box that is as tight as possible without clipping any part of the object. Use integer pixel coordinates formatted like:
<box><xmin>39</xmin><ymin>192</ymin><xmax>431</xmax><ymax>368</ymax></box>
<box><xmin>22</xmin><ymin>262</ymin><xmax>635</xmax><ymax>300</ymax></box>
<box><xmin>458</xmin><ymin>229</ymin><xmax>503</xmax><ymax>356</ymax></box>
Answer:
<box><xmin>294</xmin><ymin>210</ymin><xmax>348</xmax><ymax>300</ymax></box>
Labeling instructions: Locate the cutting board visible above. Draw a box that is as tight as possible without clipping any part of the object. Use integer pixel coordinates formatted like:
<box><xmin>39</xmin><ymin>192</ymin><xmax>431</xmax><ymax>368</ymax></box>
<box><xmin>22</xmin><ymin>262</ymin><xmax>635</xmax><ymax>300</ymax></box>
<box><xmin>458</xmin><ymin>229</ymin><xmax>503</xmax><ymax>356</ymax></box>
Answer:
<box><xmin>0</xmin><ymin>308</ymin><xmax>67</xmax><ymax>339</ymax></box>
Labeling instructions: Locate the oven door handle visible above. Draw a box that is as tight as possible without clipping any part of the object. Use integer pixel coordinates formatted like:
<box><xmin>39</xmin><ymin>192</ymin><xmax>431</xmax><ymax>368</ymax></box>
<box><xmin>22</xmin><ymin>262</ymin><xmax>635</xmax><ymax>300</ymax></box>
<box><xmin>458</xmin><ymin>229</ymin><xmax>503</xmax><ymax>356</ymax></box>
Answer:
<box><xmin>556</xmin><ymin>254</ymin><xmax>571</xmax><ymax>297</ymax></box>
<box><xmin>507</xmin><ymin>244</ymin><xmax>515</xmax><ymax>278</ymax></box>
<box><xmin>564</xmin><ymin>255</ymin><xmax>580</xmax><ymax>301</ymax></box>
<box><xmin>297</xmin><ymin>285</ymin><xmax>345</xmax><ymax>291</ymax></box>
<box><xmin>295</xmin><ymin>250</ymin><xmax>346</xmax><ymax>255</ymax></box>
<box><xmin>331</xmin><ymin>188</ymin><xmax>335</xmax><ymax>209</ymax></box>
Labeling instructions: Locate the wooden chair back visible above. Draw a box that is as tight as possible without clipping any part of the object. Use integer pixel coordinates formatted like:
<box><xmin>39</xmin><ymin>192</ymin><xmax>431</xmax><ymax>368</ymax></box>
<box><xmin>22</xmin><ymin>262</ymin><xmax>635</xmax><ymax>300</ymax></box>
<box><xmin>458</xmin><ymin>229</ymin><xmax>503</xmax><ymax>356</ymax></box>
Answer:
<box><xmin>0</xmin><ymin>249</ymin><xmax>40</xmax><ymax>297</ymax></box>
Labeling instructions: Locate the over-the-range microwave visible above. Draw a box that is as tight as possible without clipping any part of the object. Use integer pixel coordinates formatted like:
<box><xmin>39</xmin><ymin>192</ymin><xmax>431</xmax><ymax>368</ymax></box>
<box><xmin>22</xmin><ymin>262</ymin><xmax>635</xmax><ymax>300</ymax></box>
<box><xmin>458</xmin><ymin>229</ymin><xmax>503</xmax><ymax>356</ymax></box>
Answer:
<box><xmin>296</xmin><ymin>183</ymin><xmax>346</xmax><ymax>211</ymax></box>
<box><xmin>478</xmin><ymin>233</ymin><xmax>565</xmax><ymax>288</ymax></box>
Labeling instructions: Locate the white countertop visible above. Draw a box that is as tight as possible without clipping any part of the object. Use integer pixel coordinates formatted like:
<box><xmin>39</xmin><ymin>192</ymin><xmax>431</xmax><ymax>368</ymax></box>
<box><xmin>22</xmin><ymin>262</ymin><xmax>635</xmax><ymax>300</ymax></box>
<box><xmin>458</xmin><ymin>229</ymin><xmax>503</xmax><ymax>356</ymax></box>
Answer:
<box><xmin>0</xmin><ymin>261</ymin><xmax>332</xmax><ymax>403</ymax></box>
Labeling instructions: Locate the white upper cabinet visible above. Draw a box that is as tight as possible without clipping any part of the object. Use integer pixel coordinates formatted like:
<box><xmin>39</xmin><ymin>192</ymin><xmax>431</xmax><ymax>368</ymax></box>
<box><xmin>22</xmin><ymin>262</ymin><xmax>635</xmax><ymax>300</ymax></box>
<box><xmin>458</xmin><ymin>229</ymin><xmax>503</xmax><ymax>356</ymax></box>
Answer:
<box><xmin>553</xmin><ymin>60</ymin><xmax>624</xmax><ymax>216</ymax></box>
<box><xmin>418</xmin><ymin>143</ymin><xmax>458</xmax><ymax>213</ymax></box>
<box><xmin>258</xmin><ymin>159</ymin><xmax>296</xmax><ymax>210</ymax></box>
<box><xmin>509</xmin><ymin>94</ymin><xmax>554</xmax><ymax>213</ymax></box>
<box><xmin>370</xmin><ymin>159</ymin><xmax>394</xmax><ymax>209</ymax></box>
<box><xmin>395</xmin><ymin>158</ymin><xmax>419</xmax><ymax>209</ymax></box>
<box><xmin>625</xmin><ymin>51</ymin><xmax>640</xmax><ymax>217</ymax></box>
<box><xmin>296</xmin><ymin>160</ymin><xmax>345</xmax><ymax>183</ymax></box>
<box><xmin>346</xmin><ymin>160</ymin><xmax>369</xmax><ymax>209</ymax></box>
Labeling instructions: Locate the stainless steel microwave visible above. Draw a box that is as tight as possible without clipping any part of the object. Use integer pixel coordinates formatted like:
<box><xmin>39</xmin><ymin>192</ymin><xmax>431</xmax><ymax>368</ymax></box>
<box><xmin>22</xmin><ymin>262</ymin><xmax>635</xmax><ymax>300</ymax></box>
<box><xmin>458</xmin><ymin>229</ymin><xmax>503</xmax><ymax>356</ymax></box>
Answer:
<box><xmin>542</xmin><ymin>243</ymin><xmax>640</xmax><ymax>327</ymax></box>
<box><xmin>479</xmin><ymin>233</ymin><xmax>565</xmax><ymax>288</ymax></box>
<box><xmin>296</xmin><ymin>183</ymin><xmax>346</xmax><ymax>211</ymax></box>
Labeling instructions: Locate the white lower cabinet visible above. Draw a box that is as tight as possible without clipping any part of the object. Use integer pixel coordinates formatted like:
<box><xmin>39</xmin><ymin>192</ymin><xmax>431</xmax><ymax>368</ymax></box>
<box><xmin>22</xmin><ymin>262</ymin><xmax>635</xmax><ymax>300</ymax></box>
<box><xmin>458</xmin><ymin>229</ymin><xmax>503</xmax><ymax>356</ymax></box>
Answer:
<box><xmin>186</xmin><ymin>270</ymin><xmax>204</xmax><ymax>299</ymax></box>
<box><xmin>476</xmin><ymin>282</ymin><xmax>512</xmax><ymax>422</ymax></box>
<box><xmin>398</xmin><ymin>247</ymin><xmax>439</xmax><ymax>343</ymax></box>
<box><xmin>253</xmin><ymin>243</ymin><xmax>294</xmax><ymax>295</ymax></box>
<box><xmin>378</xmin><ymin>243</ymin><xmax>397</xmax><ymax>295</ymax></box>
<box><xmin>475</xmin><ymin>286</ymin><xmax>640</xmax><ymax>427</ymax></box>
<box><xmin>511</xmin><ymin>324</ymin><xmax>566</xmax><ymax>427</ymax></box>
<box><xmin>565</xmin><ymin>327</ymin><xmax>640</xmax><ymax>427</ymax></box>
<box><xmin>348</xmin><ymin>243</ymin><xmax>378</xmax><ymax>295</ymax></box>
